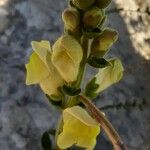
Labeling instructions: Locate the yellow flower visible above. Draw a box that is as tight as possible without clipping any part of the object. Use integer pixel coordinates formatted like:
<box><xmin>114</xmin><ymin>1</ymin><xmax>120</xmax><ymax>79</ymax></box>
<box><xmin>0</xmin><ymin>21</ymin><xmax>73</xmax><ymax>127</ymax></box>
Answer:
<box><xmin>95</xmin><ymin>58</ymin><xmax>124</xmax><ymax>93</ymax></box>
<box><xmin>57</xmin><ymin>106</ymin><xmax>100</xmax><ymax>150</ymax></box>
<box><xmin>25</xmin><ymin>41</ymin><xmax>64</xmax><ymax>98</ymax></box>
<box><xmin>52</xmin><ymin>35</ymin><xmax>83</xmax><ymax>82</ymax></box>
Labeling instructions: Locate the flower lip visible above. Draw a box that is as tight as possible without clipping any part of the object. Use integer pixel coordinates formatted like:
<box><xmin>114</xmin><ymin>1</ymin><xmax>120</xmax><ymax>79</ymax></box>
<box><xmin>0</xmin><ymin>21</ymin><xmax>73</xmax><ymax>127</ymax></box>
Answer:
<box><xmin>64</xmin><ymin>106</ymin><xmax>99</xmax><ymax>127</ymax></box>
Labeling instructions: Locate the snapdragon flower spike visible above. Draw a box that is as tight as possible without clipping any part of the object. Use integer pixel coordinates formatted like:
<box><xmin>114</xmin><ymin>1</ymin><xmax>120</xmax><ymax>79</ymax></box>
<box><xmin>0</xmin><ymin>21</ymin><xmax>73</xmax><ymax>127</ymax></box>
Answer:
<box><xmin>57</xmin><ymin>106</ymin><xmax>100</xmax><ymax>150</ymax></box>
<box><xmin>52</xmin><ymin>35</ymin><xmax>83</xmax><ymax>83</ymax></box>
<box><xmin>25</xmin><ymin>41</ymin><xmax>64</xmax><ymax>99</ymax></box>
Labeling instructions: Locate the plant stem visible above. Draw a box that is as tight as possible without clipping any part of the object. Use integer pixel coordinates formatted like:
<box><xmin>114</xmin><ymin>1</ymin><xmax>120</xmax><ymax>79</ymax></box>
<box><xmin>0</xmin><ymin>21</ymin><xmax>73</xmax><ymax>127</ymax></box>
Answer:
<box><xmin>66</xmin><ymin>36</ymin><xmax>89</xmax><ymax>108</ymax></box>
<box><xmin>55</xmin><ymin>115</ymin><xmax>63</xmax><ymax>149</ymax></box>
<box><xmin>79</xmin><ymin>94</ymin><xmax>128</xmax><ymax>150</ymax></box>
<box><xmin>75</xmin><ymin>36</ymin><xmax>89</xmax><ymax>87</ymax></box>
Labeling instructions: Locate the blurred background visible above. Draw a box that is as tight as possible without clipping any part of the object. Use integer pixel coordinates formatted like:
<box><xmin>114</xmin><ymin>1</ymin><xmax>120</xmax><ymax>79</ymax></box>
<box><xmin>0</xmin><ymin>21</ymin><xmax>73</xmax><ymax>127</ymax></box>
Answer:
<box><xmin>0</xmin><ymin>0</ymin><xmax>150</xmax><ymax>149</ymax></box>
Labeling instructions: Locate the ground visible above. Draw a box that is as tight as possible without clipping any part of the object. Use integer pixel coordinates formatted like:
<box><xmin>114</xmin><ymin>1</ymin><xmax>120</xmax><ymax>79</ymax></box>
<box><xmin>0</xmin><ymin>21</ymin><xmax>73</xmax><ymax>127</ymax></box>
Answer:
<box><xmin>0</xmin><ymin>0</ymin><xmax>150</xmax><ymax>150</ymax></box>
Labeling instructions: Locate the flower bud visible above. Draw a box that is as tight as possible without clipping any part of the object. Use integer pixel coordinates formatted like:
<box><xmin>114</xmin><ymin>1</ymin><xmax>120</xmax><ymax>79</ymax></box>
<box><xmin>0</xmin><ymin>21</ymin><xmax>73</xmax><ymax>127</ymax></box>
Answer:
<box><xmin>91</xmin><ymin>28</ymin><xmax>118</xmax><ymax>57</ymax></box>
<box><xmin>62</xmin><ymin>8</ymin><xmax>80</xmax><ymax>32</ymax></box>
<box><xmin>83</xmin><ymin>7</ymin><xmax>104</xmax><ymax>29</ymax></box>
<box><xmin>72</xmin><ymin>0</ymin><xmax>95</xmax><ymax>10</ymax></box>
<box><xmin>95</xmin><ymin>0</ymin><xmax>111</xmax><ymax>9</ymax></box>
<box><xmin>52</xmin><ymin>35</ymin><xmax>83</xmax><ymax>83</ymax></box>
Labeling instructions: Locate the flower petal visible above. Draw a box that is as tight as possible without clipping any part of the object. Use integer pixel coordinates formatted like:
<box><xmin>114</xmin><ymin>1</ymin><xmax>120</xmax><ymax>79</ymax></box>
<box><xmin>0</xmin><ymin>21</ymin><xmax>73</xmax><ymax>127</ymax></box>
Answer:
<box><xmin>95</xmin><ymin>58</ymin><xmax>124</xmax><ymax>93</ymax></box>
<box><xmin>65</xmin><ymin>106</ymin><xmax>99</xmax><ymax>126</ymax></box>
<box><xmin>31</xmin><ymin>40</ymin><xmax>52</xmax><ymax>65</ymax></box>
<box><xmin>25</xmin><ymin>52</ymin><xmax>49</xmax><ymax>85</ymax></box>
<box><xmin>57</xmin><ymin>106</ymin><xmax>100</xmax><ymax>150</ymax></box>
<box><xmin>26</xmin><ymin>41</ymin><xmax>64</xmax><ymax>96</ymax></box>
<box><xmin>52</xmin><ymin>35</ymin><xmax>83</xmax><ymax>82</ymax></box>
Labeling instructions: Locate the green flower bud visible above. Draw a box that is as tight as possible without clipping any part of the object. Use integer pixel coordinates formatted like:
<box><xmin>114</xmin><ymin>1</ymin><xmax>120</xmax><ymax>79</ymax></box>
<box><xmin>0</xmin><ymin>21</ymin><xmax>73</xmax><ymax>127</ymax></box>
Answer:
<box><xmin>62</xmin><ymin>8</ymin><xmax>80</xmax><ymax>32</ymax></box>
<box><xmin>72</xmin><ymin>0</ymin><xmax>95</xmax><ymax>10</ymax></box>
<box><xmin>91</xmin><ymin>28</ymin><xmax>118</xmax><ymax>57</ymax></box>
<box><xmin>83</xmin><ymin>7</ymin><xmax>104</xmax><ymax>29</ymax></box>
<box><xmin>95</xmin><ymin>0</ymin><xmax>111</xmax><ymax>9</ymax></box>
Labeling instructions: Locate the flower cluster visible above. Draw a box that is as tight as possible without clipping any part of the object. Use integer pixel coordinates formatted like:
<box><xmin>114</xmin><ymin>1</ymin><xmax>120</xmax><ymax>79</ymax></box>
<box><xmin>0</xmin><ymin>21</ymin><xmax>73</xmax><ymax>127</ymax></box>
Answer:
<box><xmin>25</xmin><ymin>0</ymin><xmax>124</xmax><ymax>149</ymax></box>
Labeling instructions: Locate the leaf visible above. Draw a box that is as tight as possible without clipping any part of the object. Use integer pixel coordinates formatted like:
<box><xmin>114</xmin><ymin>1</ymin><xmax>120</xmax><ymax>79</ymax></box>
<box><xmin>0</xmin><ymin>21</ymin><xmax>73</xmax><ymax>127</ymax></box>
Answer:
<box><xmin>41</xmin><ymin>131</ymin><xmax>52</xmax><ymax>150</ymax></box>
<box><xmin>87</xmin><ymin>56</ymin><xmax>111</xmax><ymax>68</ymax></box>
<box><xmin>85</xmin><ymin>78</ymin><xmax>99</xmax><ymax>99</ymax></box>
<box><xmin>82</xmin><ymin>27</ymin><xmax>102</xmax><ymax>39</ymax></box>
<box><xmin>48</xmin><ymin>129</ymin><xmax>56</xmax><ymax>136</ymax></box>
<box><xmin>62</xmin><ymin>85</ymin><xmax>81</xmax><ymax>96</ymax></box>
<box><xmin>46</xmin><ymin>94</ymin><xmax>63</xmax><ymax>108</ymax></box>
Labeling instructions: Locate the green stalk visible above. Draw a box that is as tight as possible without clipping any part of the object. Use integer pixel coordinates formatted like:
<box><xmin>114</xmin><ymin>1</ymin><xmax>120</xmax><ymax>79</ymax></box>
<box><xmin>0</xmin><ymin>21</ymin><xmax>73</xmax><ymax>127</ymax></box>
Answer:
<box><xmin>65</xmin><ymin>36</ymin><xmax>89</xmax><ymax>108</ymax></box>
<box><xmin>55</xmin><ymin>115</ymin><xmax>63</xmax><ymax>150</ymax></box>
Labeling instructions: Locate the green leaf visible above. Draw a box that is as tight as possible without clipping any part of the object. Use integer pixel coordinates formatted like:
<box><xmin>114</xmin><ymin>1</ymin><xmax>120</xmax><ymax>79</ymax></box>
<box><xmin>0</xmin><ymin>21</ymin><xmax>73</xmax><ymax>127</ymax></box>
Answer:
<box><xmin>41</xmin><ymin>131</ymin><xmax>52</xmax><ymax>150</ymax></box>
<box><xmin>48</xmin><ymin>129</ymin><xmax>56</xmax><ymax>136</ymax></box>
<box><xmin>82</xmin><ymin>27</ymin><xmax>102</xmax><ymax>39</ymax></box>
<box><xmin>96</xmin><ymin>0</ymin><xmax>112</xmax><ymax>9</ymax></box>
<box><xmin>62</xmin><ymin>85</ymin><xmax>81</xmax><ymax>96</ymax></box>
<box><xmin>85</xmin><ymin>77</ymin><xmax>99</xmax><ymax>99</ymax></box>
<box><xmin>87</xmin><ymin>56</ymin><xmax>111</xmax><ymax>68</ymax></box>
<box><xmin>98</xmin><ymin>15</ymin><xmax>107</xmax><ymax>28</ymax></box>
<box><xmin>46</xmin><ymin>94</ymin><xmax>62</xmax><ymax>108</ymax></box>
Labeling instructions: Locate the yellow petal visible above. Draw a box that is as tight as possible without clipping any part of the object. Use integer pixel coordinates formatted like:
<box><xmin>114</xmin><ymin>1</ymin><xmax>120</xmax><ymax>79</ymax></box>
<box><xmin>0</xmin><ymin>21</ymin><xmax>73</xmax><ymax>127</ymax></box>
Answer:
<box><xmin>31</xmin><ymin>40</ymin><xmax>51</xmax><ymax>67</ymax></box>
<box><xmin>52</xmin><ymin>35</ymin><xmax>83</xmax><ymax>82</ymax></box>
<box><xmin>65</xmin><ymin>106</ymin><xmax>99</xmax><ymax>126</ymax></box>
<box><xmin>95</xmin><ymin>58</ymin><xmax>124</xmax><ymax>93</ymax></box>
<box><xmin>25</xmin><ymin>52</ymin><xmax>49</xmax><ymax>85</ymax></box>
<box><xmin>57</xmin><ymin>106</ymin><xmax>100</xmax><ymax>149</ymax></box>
<box><xmin>40</xmin><ymin>69</ymin><xmax>64</xmax><ymax>97</ymax></box>
<box><xmin>26</xmin><ymin>41</ymin><xmax>64</xmax><ymax>96</ymax></box>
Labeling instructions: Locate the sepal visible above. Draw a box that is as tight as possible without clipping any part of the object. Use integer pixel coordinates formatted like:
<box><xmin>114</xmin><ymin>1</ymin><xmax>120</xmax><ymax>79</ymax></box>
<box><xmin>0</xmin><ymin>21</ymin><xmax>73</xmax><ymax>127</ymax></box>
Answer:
<box><xmin>85</xmin><ymin>78</ymin><xmax>99</xmax><ymax>99</ymax></box>
<box><xmin>46</xmin><ymin>94</ymin><xmax>63</xmax><ymax>108</ymax></box>
<box><xmin>96</xmin><ymin>0</ymin><xmax>112</xmax><ymax>9</ymax></box>
<box><xmin>82</xmin><ymin>28</ymin><xmax>102</xmax><ymax>39</ymax></box>
<box><xmin>87</xmin><ymin>56</ymin><xmax>111</xmax><ymax>68</ymax></box>
<box><xmin>62</xmin><ymin>85</ymin><xmax>81</xmax><ymax>96</ymax></box>
<box><xmin>72</xmin><ymin>0</ymin><xmax>95</xmax><ymax>10</ymax></box>
<box><xmin>41</xmin><ymin>131</ymin><xmax>52</xmax><ymax>150</ymax></box>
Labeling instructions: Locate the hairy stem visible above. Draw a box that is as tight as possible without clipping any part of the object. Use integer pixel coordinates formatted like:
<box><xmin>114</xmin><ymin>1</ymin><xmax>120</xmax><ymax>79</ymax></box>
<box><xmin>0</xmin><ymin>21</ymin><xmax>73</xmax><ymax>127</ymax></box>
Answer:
<box><xmin>79</xmin><ymin>94</ymin><xmax>128</xmax><ymax>150</ymax></box>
